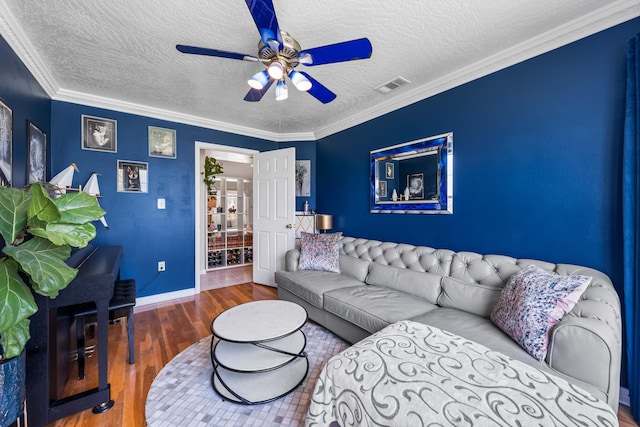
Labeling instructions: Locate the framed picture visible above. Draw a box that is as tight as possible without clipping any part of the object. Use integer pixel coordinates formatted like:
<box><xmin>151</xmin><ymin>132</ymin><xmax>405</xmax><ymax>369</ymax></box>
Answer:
<box><xmin>0</xmin><ymin>98</ymin><xmax>12</xmax><ymax>186</ymax></box>
<box><xmin>378</xmin><ymin>180</ymin><xmax>387</xmax><ymax>197</ymax></box>
<box><xmin>385</xmin><ymin>162</ymin><xmax>394</xmax><ymax>179</ymax></box>
<box><xmin>27</xmin><ymin>121</ymin><xmax>46</xmax><ymax>184</ymax></box>
<box><xmin>148</xmin><ymin>126</ymin><xmax>176</xmax><ymax>159</ymax></box>
<box><xmin>295</xmin><ymin>160</ymin><xmax>311</xmax><ymax>197</ymax></box>
<box><xmin>407</xmin><ymin>173</ymin><xmax>424</xmax><ymax>200</ymax></box>
<box><xmin>82</xmin><ymin>115</ymin><xmax>117</xmax><ymax>152</ymax></box>
<box><xmin>117</xmin><ymin>160</ymin><xmax>148</xmax><ymax>193</ymax></box>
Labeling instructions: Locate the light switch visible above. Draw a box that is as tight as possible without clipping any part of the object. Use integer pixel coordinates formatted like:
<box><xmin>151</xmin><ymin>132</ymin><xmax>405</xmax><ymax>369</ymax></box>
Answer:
<box><xmin>157</xmin><ymin>198</ymin><xmax>166</xmax><ymax>209</ymax></box>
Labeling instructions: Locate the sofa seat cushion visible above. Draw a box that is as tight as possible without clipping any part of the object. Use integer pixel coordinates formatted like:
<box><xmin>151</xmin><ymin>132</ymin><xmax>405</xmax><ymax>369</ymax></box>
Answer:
<box><xmin>408</xmin><ymin>308</ymin><xmax>607</xmax><ymax>404</ymax></box>
<box><xmin>323</xmin><ymin>285</ymin><xmax>438</xmax><ymax>334</ymax></box>
<box><xmin>410</xmin><ymin>308</ymin><xmax>550</xmax><ymax>369</ymax></box>
<box><xmin>274</xmin><ymin>270</ymin><xmax>365</xmax><ymax>309</ymax></box>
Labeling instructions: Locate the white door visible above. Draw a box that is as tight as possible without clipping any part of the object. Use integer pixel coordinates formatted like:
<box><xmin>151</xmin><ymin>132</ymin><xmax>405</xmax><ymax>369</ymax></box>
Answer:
<box><xmin>252</xmin><ymin>147</ymin><xmax>296</xmax><ymax>286</ymax></box>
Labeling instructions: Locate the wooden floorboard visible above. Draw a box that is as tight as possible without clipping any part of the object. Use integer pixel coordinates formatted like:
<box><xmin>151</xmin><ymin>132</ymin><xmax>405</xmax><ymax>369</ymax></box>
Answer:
<box><xmin>46</xmin><ymin>282</ymin><xmax>638</xmax><ymax>427</ymax></box>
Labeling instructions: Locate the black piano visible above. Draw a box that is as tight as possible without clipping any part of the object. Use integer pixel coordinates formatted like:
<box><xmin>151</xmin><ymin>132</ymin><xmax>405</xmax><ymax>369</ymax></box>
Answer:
<box><xmin>25</xmin><ymin>245</ymin><xmax>123</xmax><ymax>427</ymax></box>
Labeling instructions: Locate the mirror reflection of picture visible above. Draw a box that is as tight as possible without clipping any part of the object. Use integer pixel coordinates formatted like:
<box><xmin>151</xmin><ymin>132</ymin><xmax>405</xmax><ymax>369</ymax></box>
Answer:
<box><xmin>379</xmin><ymin>180</ymin><xmax>387</xmax><ymax>197</ymax></box>
<box><xmin>295</xmin><ymin>160</ymin><xmax>311</xmax><ymax>197</ymax></box>
<box><xmin>407</xmin><ymin>173</ymin><xmax>424</xmax><ymax>200</ymax></box>
<box><xmin>385</xmin><ymin>162</ymin><xmax>394</xmax><ymax>179</ymax></box>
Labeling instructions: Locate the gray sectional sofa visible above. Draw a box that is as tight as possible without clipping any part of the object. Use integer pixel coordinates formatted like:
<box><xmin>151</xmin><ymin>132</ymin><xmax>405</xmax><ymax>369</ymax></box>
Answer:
<box><xmin>275</xmin><ymin>236</ymin><xmax>622</xmax><ymax>411</ymax></box>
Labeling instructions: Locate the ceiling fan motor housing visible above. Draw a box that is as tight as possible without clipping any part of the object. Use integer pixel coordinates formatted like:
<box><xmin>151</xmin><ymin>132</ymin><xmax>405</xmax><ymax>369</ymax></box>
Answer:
<box><xmin>259</xmin><ymin>31</ymin><xmax>301</xmax><ymax>72</ymax></box>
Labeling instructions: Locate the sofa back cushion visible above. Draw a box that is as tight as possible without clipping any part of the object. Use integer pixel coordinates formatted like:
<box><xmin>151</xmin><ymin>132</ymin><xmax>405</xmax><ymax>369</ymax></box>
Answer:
<box><xmin>339</xmin><ymin>254</ymin><xmax>370</xmax><ymax>282</ymax></box>
<box><xmin>340</xmin><ymin>237</ymin><xmax>454</xmax><ymax>276</ymax></box>
<box><xmin>438</xmin><ymin>276</ymin><xmax>503</xmax><ymax>318</ymax></box>
<box><xmin>365</xmin><ymin>263</ymin><xmax>441</xmax><ymax>304</ymax></box>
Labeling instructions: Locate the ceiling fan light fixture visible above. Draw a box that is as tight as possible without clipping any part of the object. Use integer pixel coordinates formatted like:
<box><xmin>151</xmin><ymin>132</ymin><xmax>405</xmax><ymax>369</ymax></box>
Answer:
<box><xmin>248</xmin><ymin>70</ymin><xmax>270</xmax><ymax>90</ymax></box>
<box><xmin>289</xmin><ymin>70</ymin><xmax>312</xmax><ymax>91</ymax></box>
<box><xmin>267</xmin><ymin>61</ymin><xmax>285</xmax><ymax>80</ymax></box>
<box><xmin>275</xmin><ymin>80</ymin><xmax>288</xmax><ymax>101</ymax></box>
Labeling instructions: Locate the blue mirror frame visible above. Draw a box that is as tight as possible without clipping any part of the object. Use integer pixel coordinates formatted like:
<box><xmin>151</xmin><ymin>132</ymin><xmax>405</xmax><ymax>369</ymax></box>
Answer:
<box><xmin>370</xmin><ymin>132</ymin><xmax>453</xmax><ymax>214</ymax></box>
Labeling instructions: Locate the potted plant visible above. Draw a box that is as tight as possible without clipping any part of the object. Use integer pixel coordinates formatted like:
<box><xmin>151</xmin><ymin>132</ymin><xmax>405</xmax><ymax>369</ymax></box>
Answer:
<box><xmin>0</xmin><ymin>183</ymin><xmax>105</xmax><ymax>426</ymax></box>
<box><xmin>202</xmin><ymin>156</ymin><xmax>223</xmax><ymax>209</ymax></box>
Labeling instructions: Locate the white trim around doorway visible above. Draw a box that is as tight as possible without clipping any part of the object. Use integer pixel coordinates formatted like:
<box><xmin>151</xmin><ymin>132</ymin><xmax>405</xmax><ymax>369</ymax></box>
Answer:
<box><xmin>194</xmin><ymin>142</ymin><xmax>259</xmax><ymax>294</ymax></box>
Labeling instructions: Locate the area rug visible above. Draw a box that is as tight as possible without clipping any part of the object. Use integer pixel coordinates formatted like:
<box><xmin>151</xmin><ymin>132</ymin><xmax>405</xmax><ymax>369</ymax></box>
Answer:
<box><xmin>145</xmin><ymin>322</ymin><xmax>349</xmax><ymax>427</ymax></box>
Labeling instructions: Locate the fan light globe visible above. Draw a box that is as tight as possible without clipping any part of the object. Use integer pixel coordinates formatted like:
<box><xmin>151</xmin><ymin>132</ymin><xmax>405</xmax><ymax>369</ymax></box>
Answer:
<box><xmin>248</xmin><ymin>70</ymin><xmax>269</xmax><ymax>90</ymax></box>
<box><xmin>289</xmin><ymin>70</ymin><xmax>312</xmax><ymax>91</ymax></box>
<box><xmin>275</xmin><ymin>81</ymin><xmax>288</xmax><ymax>101</ymax></box>
<box><xmin>267</xmin><ymin>62</ymin><xmax>285</xmax><ymax>80</ymax></box>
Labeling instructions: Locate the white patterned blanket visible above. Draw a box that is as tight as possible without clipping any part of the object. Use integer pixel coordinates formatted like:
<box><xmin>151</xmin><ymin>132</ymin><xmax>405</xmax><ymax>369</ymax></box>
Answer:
<box><xmin>306</xmin><ymin>320</ymin><xmax>617</xmax><ymax>427</ymax></box>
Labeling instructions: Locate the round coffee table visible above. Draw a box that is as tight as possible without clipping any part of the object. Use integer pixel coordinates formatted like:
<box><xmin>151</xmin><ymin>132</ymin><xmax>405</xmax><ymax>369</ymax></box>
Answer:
<box><xmin>210</xmin><ymin>300</ymin><xmax>309</xmax><ymax>404</ymax></box>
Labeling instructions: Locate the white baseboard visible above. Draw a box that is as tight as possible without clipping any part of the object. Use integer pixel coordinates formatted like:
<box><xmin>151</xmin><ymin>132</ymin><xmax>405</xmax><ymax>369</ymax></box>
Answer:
<box><xmin>620</xmin><ymin>387</ymin><xmax>630</xmax><ymax>407</ymax></box>
<box><xmin>135</xmin><ymin>288</ymin><xmax>195</xmax><ymax>308</ymax></box>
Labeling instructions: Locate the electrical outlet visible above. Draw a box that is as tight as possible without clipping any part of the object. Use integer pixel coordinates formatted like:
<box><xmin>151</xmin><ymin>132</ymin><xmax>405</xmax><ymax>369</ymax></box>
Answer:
<box><xmin>158</xmin><ymin>261</ymin><xmax>165</xmax><ymax>272</ymax></box>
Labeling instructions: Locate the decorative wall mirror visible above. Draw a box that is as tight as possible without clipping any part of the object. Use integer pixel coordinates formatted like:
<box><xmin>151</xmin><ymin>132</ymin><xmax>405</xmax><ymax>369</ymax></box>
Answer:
<box><xmin>370</xmin><ymin>132</ymin><xmax>453</xmax><ymax>214</ymax></box>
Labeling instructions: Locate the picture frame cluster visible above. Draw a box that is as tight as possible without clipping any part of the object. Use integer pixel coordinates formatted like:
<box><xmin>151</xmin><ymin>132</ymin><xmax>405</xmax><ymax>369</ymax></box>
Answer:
<box><xmin>80</xmin><ymin>115</ymin><xmax>177</xmax><ymax>193</ymax></box>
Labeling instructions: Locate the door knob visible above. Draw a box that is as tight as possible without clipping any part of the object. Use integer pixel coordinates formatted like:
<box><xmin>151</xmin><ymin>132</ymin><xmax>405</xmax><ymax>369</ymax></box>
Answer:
<box><xmin>286</xmin><ymin>224</ymin><xmax>293</xmax><ymax>229</ymax></box>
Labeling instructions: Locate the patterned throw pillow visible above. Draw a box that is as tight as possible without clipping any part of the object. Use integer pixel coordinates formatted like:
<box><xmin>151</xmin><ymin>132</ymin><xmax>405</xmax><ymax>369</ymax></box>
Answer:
<box><xmin>298</xmin><ymin>232</ymin><xmax>342</xmax><ymax>273</ymax></box>
<box><xmin>490</xmin><ymin>264</ymin><xmax>592</xmax><ymax>361</ymax></box>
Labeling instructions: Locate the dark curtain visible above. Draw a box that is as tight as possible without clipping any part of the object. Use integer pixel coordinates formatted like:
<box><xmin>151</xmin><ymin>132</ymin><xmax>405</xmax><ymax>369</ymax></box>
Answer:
<box><xmin>623</xmin><ymin>33</ymin><xmax>640</xmax><ymax>420</ymax></box>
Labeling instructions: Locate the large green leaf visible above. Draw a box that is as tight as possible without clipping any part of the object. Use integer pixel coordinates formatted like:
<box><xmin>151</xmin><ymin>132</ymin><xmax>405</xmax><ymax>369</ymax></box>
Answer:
<box><xmin>54</xmin><ymin>192</ymin><xmax>106</xmax><ymax>225</ymax></box>
<box><xmin>28</xmin><ymin>183</ymin><xmax>61</xmax><ymax>223</ymax></box>
<box><xmin>0</xmin><ymin>317</ymin><xmax>30</xmax><ymax>360</ymax></box>
<box><xmin>3</xmin><ymin>237</ymin><xmax>77</xmax><ymax>298</ymax></box>
<box><xmin>31</xmin><ymin>222</ymin><xmax>96</xmax><ymax>248</ymax></box>
<box><xmin>0</xmin><ymin>187</ymin><xmax>30</xmax><ymax>245</ymax></box>
<box><xmin>0</xmin><ymin>260</ymin><xmax>37</xmax><ymax>332</ymax></box>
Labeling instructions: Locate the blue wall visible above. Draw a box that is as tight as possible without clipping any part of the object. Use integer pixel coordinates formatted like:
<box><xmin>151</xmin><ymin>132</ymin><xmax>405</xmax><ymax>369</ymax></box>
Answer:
<box><xmin>317</xmin><ymin>19</ymin><xmax>638</xmax><ymax>292</ymax></box>
<box><xmin>51</xmin><ymin>102</ymin><xmax>277</xmax><ymax>297</ymax></box>
<box><xmin>0</xmin><ymin>35</ymin><xmax>51</xmax><ymax>188</ymax></box>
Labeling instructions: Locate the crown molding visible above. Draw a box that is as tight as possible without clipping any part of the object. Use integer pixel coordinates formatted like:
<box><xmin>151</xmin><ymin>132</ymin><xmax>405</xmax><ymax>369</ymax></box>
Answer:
<box><xmin>0</xmin><ymin>1</ymin><xmax>59</xmax><ymax>97</ymax></box>
<box><xmin>54</xmin><ymin>89</ymin><xmax>316</xmax><ymax>142</ymax></box>
<box><xmin>1</xmin><ymin>0</ymin><xmax>638</xmax><ymax>142</ymax></box>
<box><xmin>312</xmin><ymin>0</ymin><xmax>640</xmax><ymax>140</ymax></box>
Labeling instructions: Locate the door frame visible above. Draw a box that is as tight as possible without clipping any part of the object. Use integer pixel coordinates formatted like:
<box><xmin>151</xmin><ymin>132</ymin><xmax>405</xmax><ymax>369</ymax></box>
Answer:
<box><xmin>194</xmin><ymin>142</ymin><xmax>258</xmax><ymax>293</ymax></box>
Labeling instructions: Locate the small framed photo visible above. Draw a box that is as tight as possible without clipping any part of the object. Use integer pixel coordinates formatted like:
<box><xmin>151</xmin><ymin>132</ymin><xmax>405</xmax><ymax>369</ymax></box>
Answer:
<box><xmin>378</xmin><ymin>180</ymin><xmax>387</xmax><ymax>197</ymax></box>
<box><xmin>385</xmin><ymin>162</ymin><xmax>394</xmax><ymax>179</ymax></box>
<box><xmin>407</xmin><ymin>173</ymin><xmax>424</xmax><ymax>200</ymax></box>
<box><xmin>0</xmin><ymin>98</ymin><xmax>13</xmax><ymax>186</ymax></box>
<box><xmin>27</xmin><ymin>121</ymin><xmax>46</xmax><ymax>184</ymax></box>
<box><xmin>148</xmin><ymin>126</ymin><xmax>176</xmax><ymax>159</ymax></box>
<box><xmin>117</xmin><ymin>160</ymin><xmax>148</xmax><ymax>193</ymax></box>
<box><xmin>82</xmin><ymin>115</ymin><xmax>117</xmax><ymax>152</ymax></box>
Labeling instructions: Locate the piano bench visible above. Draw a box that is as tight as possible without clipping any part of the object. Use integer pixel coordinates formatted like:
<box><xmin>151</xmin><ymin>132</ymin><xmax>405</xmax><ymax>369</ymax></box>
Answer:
<box><xmin>74</xmin><ymin>279</ymin><xmax>136</xmax><ymax>380</ymax></box>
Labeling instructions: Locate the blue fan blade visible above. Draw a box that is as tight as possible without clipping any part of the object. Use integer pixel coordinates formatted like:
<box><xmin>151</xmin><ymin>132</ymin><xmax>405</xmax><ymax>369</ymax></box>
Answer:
<box><xmin>299</xmin><ymin>38</ymin><xmax>372</xmax><ymax>66</ymax></box>
<box><xmin>244</xmin><ymin>0</ymin><xmax>283</xmax><ymax>48</ymax></box>
<box><xmin>176</xmin><ymin>45</ymin><xmax>256</xmax><ymax>61</ymax></box>
<box><xmin>299</xmin><ymin>72</ymin><xmax>337</xmax><ymax>104</ymax></box>
<box><xmin>244</xmin><ymin>79</ymin><xmax>274</xmax><ymax>102</ymax></box>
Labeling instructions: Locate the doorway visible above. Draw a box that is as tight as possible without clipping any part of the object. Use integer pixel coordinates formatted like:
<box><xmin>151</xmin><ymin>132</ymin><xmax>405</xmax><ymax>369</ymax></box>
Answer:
<box><xmin>194</xmin><ymin>142</ymin><xmax>257</xmax><ymax>293</ymax></box>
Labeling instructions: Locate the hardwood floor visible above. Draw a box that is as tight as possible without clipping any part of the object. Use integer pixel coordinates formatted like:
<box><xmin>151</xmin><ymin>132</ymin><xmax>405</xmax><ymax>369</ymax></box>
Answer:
<box><xmin>47</xmin><ymin>282</ymin><xmax>638</xmax><ymax>427</ymax></box>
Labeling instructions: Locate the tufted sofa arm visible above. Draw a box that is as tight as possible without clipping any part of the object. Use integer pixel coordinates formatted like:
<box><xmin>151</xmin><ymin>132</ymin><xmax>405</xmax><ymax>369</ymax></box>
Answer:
<box><xmin>285</xmin><ymin>248</ymin><xmax>301</xmax><ymax>272</ymax></box>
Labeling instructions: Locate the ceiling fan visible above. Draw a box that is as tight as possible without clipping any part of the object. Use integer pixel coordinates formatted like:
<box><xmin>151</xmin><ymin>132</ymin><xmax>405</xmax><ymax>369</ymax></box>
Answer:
<box><xmin>176</xmin><ymin>0</ymin><xmax>372</xmax><ymax>104</ymax></box>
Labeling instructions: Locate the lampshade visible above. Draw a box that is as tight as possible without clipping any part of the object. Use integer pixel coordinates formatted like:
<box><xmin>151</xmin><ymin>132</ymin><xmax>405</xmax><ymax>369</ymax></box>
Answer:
<box><xmin>316</xmin><ymin>214</ymin><xmax>333</xmax><ymax>232</ymax></box>
<box><xmin>267</xmin><ymin>61</ymin><xmax>285</xmax><ymax>80</ymax></box>
<box><xmin>248</xmin><ymin>70</ymin><xmax>269</xmax><ymax>90</ymax></box>
<box><xmin>275</xmin><ymin>81</ymin><xmax>288</xmax><ymax>101</ymax></box>
<box><xmin>289</xmin><ymin>70</ymin><xmax>312</xmax><ymax>91</ymax></box>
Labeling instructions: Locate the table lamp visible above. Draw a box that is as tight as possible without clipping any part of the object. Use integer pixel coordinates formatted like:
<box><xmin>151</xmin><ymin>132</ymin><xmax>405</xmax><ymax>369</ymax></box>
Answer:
<box><xmin>316</xmin><ymin>214</ymin><xmax>333</xmax><ymax>233</ymax></box>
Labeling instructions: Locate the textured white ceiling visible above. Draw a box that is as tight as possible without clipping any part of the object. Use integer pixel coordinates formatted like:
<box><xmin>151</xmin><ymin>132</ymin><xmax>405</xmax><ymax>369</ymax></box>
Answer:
<box><xmin>0</xmin><ymin>0</ymin><xmax>638</xmax><ymax>140</ymax></box>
